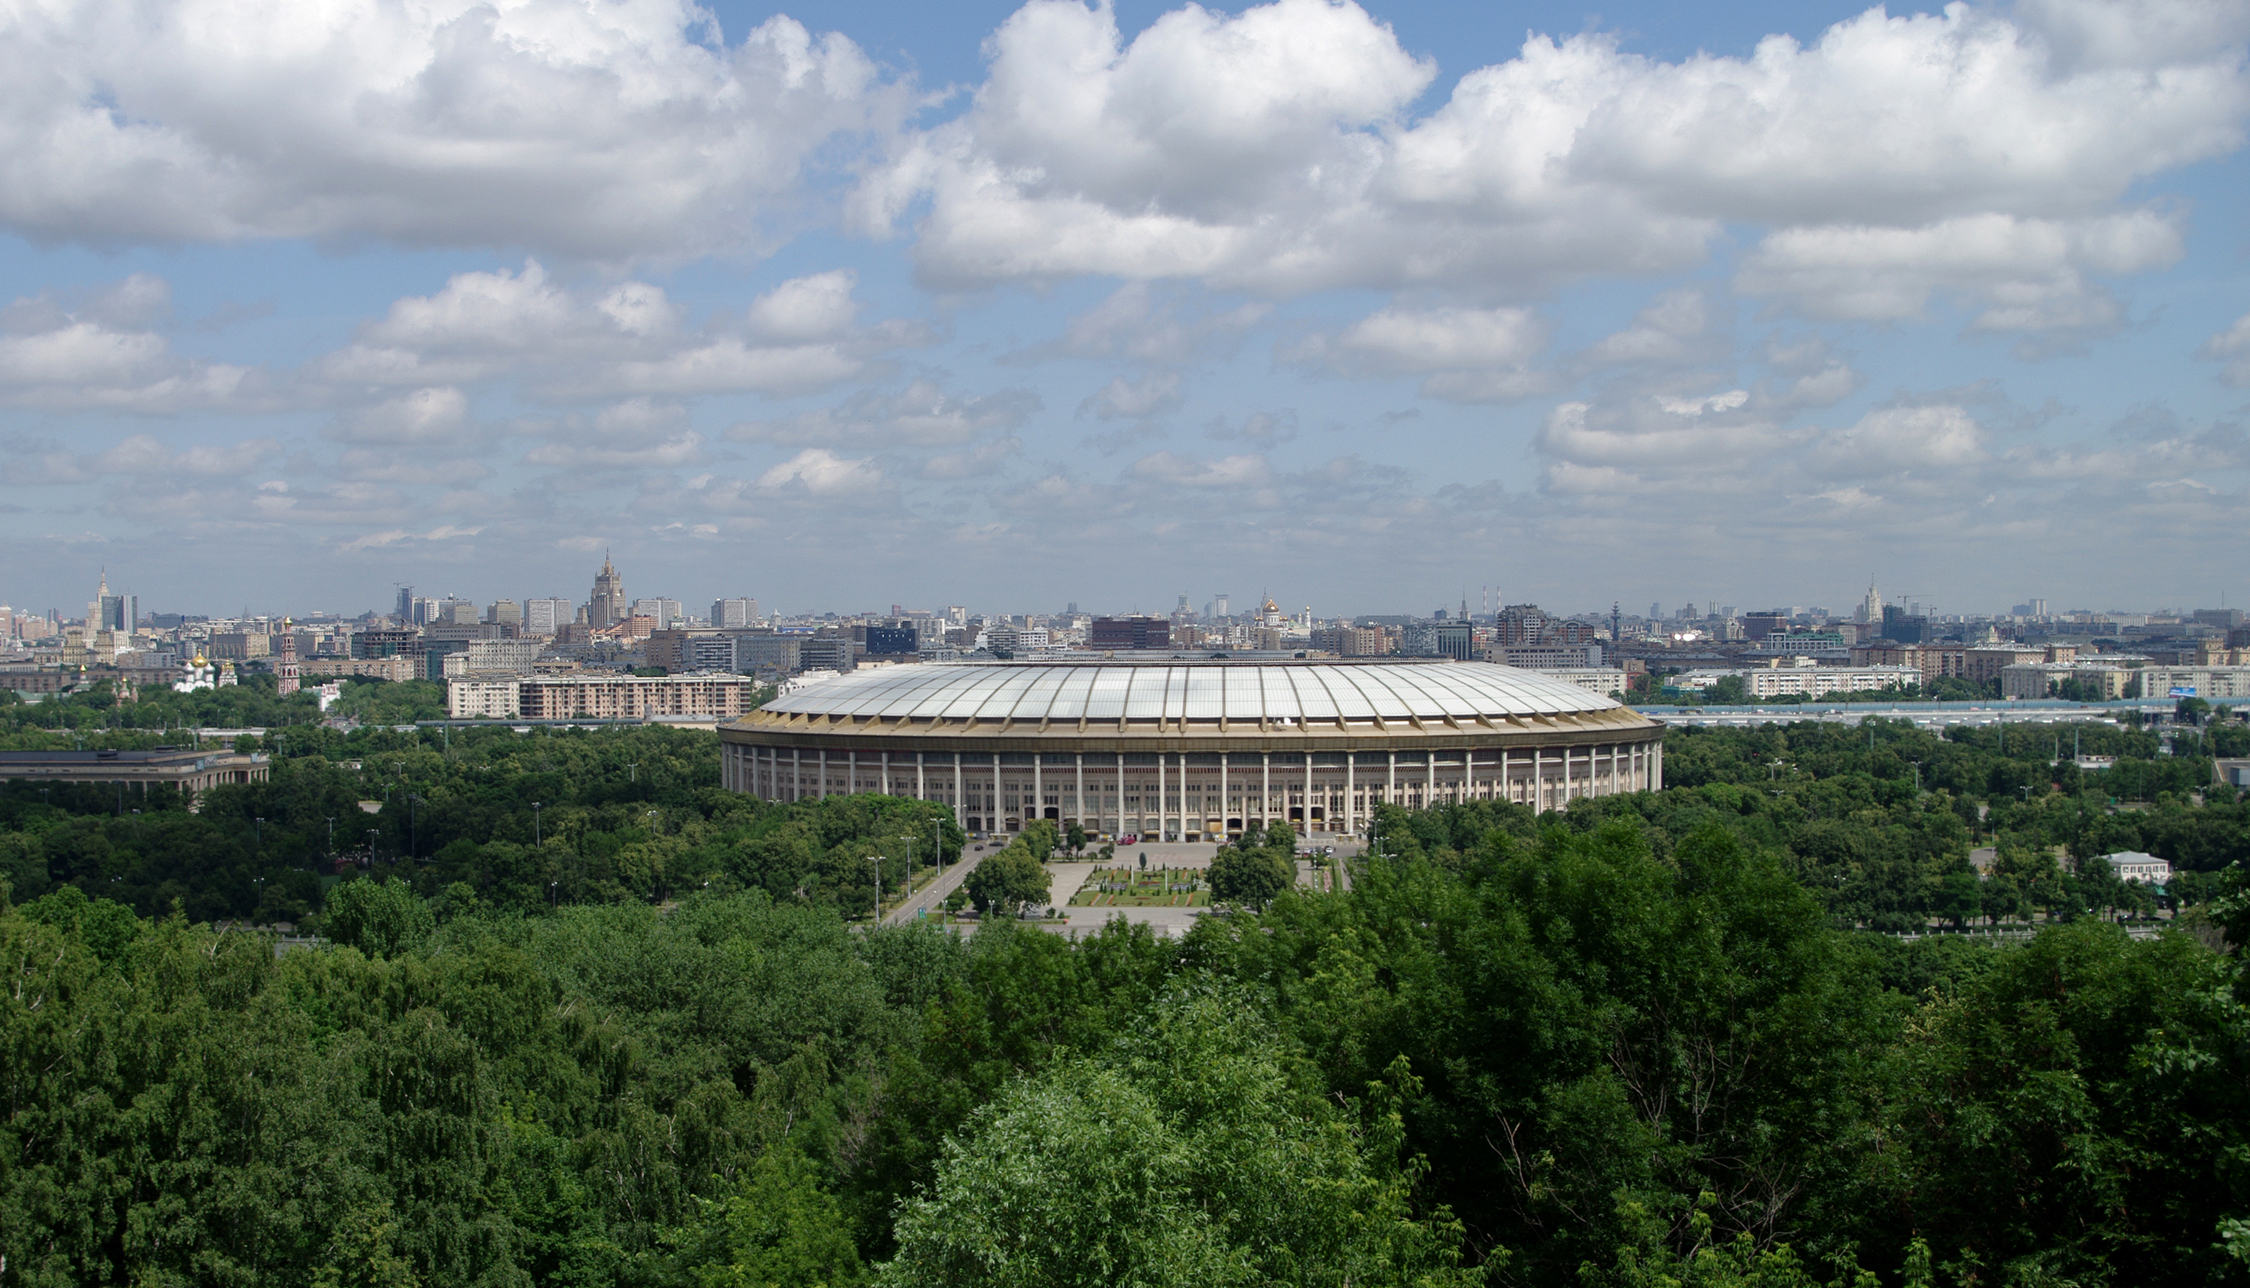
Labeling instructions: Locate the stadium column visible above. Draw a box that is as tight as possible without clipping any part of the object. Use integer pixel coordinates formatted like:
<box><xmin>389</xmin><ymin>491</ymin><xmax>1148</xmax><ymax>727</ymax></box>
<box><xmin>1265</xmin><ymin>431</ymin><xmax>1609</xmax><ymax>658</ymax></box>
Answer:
<box><xmin>1075</xmin><ymin>753</ymin><xmax>1084</xmax><ymax>825</ymax></box>
<box><xmin>1156</xmin><ymin>751</ymin><xmax>1166</xmax><ymax>841</ymax></box>
<box><xmin>793</xmin><ymin>747</ymin><xmax>803</xmax><ymax>802</ymax></box>
<box><xmin>992</xmin><ymin>753</ymin><xmax>1002</xmax><ymax>829</ymax></box>
<box><xmin>847</xmin><ymin>751</ymin><xmax>854</xmax><ymax>795</ymax></box>
<box><xmin>880</xmin><ymin>750</ymin><xmax>889</xmax><ymax>796</ymax></box>
<box><xmin>916</xmin><ymin>752</ymin><xmax>925</xmax><ymax>801</ymax></box>
<box><xmin>1532</xmin><ymin>746</ymin><xmax>1543</xmax><ymax>811</ymax></box>
<box><xmin>1261</xmin><ymin>752</ymin><xmax>1271</xmax><ymax>829</ymax></box>
<box><xmin>1426</xmin><ymin>749</ymin><xmax>1435</xmax><ymax>806</ymax></box>
<box><xmin>1117</xmin><ymin>751</ymin><xmax>1125</xmax><ymax>835</ymax></box>
<box><xmin>1344</xmin><ymin>753</ymin><xmax>1354</xmax><ymax>835</ymax></box>
<box><xmin>1033</xmin><ymin>757</ymin><xmax>1042</xmax><ymax>824</ymax></box>
<box><xmin>953</xmin><ymin>755</ymin><xmax>963</xmax><ymax>819</ymax></box>
<box><xmin>1304</xmin><ymin>750</ymin><xmax>1314</xmax><ymax>831</ymax></box>
<box><xmin>1219</xmin><ymin>753</ymin><xmax>1229</xmax><ymax>834</ymax></box>
<box><xmin>1387</xmin><ymin>751</ymin><xmax>1396</xmax><ymax>812</ymax></box>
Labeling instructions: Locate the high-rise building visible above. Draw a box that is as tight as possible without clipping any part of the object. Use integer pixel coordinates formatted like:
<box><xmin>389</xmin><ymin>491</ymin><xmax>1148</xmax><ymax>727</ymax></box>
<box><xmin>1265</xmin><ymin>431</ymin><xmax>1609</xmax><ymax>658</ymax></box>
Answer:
<box><xmin>588</xmin><ymin>554</ymin><xmax>625</xmax><ymax>628</ymax></box>
<box><xmin>1215</xmin><ymin>594</ymin><xmax>1230</xmax><ymax>618</ymax></box>
<box><xmin>396</xmin><ymin>585</ymin><xmax>414</xmax><ymax>622</ymax></box>
<box><xmin>631</xmin><ymin>598</ymin><xmax>682</xmax><ymax>630</ymax></box>
<box><xmin>486</xmin><ymin>600</ymin><xmax>523</xmax><ymax>627</ymax></box>
<box><xmin>1857</xmin><ymin>582</ymin><xmax>1886</xmax><ymax>624</ymax></box>
<box><xmin>712</xmin><ymin>598</ymin><xmax>759</xmax><ymax>628</ymax></box>
<box><xmin>525</xmin><ymin>598</ymin><xmax>572</xmax><ymax>636</ymax></box>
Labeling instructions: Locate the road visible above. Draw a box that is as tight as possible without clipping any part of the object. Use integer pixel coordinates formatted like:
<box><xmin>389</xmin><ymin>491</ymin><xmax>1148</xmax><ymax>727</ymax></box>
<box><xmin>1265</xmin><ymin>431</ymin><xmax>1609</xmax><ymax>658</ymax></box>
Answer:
<box><xmin>883</xmin><ymin>849</ymin><xmax>985</xmax><ymax>925</ymax></box>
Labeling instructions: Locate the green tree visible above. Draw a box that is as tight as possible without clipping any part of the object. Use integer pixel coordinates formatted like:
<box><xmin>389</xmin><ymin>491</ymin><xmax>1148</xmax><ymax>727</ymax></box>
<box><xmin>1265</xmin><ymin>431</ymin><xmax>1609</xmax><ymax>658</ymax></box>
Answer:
<box><xmin>1207</xmin><ymin>844</ymin><xmax>1292</xmax><ymax>910</ymax></box>
<box><xmin>671</xmin><ymin>1145</ymin><xmax>866</xmax><ymax>1288</ymax></box>
<box><xmin>321</xmin><ymin>876</ymin><xmax>433</xmax><ymax>957</ymax></box>
<box><xmin>963</xmin><ymin>846</ymin><xmax>1049</xmax><ymax>916</ymax></box>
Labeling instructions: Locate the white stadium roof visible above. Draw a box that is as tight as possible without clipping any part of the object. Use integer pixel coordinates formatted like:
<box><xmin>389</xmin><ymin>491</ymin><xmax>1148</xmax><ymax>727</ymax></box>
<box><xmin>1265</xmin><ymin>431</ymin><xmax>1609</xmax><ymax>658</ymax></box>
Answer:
<box><xmin>759</xmin><ymin>661</ymin><xmax>1623</xmax><ymax>724</ymax></box>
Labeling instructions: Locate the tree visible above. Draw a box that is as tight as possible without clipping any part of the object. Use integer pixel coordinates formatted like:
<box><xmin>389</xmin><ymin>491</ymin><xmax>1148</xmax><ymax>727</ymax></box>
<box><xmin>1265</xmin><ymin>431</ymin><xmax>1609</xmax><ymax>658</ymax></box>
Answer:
<box><xmin>963</xmin><ymin>846</ymin><xmax>1049</xmax><ymax>916</ymax></box>
<box><xmin>671</xmin><ymin>1145</ymin><xmax>865</xmax><ymax>1288</ymax></box>
<box><xmin>1064</xmin><ymin>820</ymin><xmax>1087</xmax><ymax>855</ymax></box>
<box><xmin>1208</xmin><ymin>844</ymin><xmax>1292</xmax><ymax>910</ymax></box>
<box><xmin>322</xmin><ymin>876</ymin><xmax>433</xmax><ymax>957</ymax></box>
<box><xmin>1709</xmin><ymin>675</ymin><xmax>1749</xmax><ymax>705</ymax></box>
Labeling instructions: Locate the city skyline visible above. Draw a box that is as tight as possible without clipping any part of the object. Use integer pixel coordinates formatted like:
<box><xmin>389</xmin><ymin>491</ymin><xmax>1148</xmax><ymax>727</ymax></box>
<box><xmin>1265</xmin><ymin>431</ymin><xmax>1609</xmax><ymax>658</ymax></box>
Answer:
<box><xmin>3</xmin><ymin>0</ymin><xmax>2249</xmax><ymax>611</ymax></box>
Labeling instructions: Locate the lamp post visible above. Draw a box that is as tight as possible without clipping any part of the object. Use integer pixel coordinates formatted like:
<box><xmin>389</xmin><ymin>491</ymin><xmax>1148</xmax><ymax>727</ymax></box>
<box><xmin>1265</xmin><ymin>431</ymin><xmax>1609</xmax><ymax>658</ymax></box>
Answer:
<box><xmin>366</xmin><ymin>827</ymin><xmax>378</xmax><ymax>863</ymax></box>
<box><xmin>532</xmin><ymin>802</ymin><xmax>542</xmax><ymax>846</ymax></box>
<box><xmin>870</xmin><ymin>854</ymin><xmax>882</xmax><ymax>924</ymax></box>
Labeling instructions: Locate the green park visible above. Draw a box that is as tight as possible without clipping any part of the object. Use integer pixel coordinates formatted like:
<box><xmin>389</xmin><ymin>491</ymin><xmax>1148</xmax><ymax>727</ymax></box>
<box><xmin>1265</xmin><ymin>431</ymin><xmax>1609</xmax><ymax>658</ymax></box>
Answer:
<box><xmin>0</xmin><ymin>674</ymin><xmax>2248</xmax><ymax>1285</ymax></box>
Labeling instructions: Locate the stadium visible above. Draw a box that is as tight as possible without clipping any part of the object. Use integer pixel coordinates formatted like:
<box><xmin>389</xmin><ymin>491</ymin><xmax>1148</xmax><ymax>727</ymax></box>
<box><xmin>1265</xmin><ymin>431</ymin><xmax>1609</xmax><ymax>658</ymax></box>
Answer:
<box><xmin>718</xmin><ymin>660</ymin><xmax>1663</xmax><ymax>841</ymax></box>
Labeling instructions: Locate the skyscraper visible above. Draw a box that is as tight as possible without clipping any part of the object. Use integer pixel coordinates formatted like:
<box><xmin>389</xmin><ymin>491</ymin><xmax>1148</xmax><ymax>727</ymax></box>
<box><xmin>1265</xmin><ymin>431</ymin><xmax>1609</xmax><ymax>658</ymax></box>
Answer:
<box><xmin>588</xmin><ymin>553</ymin><xmax>625</xmax><ymax>628</ymax></box>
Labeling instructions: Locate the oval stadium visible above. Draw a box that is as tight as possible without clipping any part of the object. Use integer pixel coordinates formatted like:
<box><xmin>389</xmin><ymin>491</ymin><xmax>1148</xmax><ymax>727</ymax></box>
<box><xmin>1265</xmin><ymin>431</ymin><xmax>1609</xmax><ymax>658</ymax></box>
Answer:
<box><xmin>719</xmin><ymin>660</ymin><xmax>1664</xmax><ymax>841</ymax></box>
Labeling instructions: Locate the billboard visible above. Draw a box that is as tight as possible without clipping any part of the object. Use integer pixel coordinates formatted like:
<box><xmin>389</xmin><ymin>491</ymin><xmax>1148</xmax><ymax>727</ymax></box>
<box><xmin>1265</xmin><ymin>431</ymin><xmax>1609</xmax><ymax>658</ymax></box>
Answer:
<box><xmin>2169</xmin><ymin>686</ymin><xmax>2197</xmax><ymax>697</ymax></box>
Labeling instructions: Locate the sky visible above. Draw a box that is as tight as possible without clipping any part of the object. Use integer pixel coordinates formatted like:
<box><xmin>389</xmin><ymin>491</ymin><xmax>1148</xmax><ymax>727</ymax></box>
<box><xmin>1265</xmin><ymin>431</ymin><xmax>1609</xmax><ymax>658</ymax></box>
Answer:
<box><xmin>3</xmin><ymin>0</ymin><xmax>2250</xmax><ymax>622</ymax></box>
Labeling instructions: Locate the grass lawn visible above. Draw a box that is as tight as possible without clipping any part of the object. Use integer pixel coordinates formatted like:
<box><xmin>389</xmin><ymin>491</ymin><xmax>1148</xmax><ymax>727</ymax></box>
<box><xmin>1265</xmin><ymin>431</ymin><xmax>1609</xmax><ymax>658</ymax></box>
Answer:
<box><xmin>1068</xmin><ymin>865</ymin><xmax>1210</xmax><ymax>908</ymax></box>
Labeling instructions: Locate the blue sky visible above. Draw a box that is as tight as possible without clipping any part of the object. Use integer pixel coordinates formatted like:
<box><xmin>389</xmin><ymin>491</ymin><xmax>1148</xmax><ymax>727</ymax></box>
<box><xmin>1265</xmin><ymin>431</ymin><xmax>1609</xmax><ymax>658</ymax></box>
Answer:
<box><xmin>2</xmin><ymin>0</ymin><xmax>2247</xmax><ymax>621</ymax></box>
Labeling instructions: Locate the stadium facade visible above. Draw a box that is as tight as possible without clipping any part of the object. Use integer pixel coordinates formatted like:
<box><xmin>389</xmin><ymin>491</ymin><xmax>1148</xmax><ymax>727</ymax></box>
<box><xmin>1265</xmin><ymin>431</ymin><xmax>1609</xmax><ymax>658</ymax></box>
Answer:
<box><xmin>717</xmin><ymin>660</ymin><xmax>1663</xmax><ymax>841</ymax></box>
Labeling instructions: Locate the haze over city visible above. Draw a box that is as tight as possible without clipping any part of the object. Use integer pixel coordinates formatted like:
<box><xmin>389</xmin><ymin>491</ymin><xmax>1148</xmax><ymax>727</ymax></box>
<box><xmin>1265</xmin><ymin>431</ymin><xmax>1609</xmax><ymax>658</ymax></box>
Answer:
<box><xmin>2</xmin><ymin>0</ymin><xmax>2248</xmax><ymax>614</ymax></box>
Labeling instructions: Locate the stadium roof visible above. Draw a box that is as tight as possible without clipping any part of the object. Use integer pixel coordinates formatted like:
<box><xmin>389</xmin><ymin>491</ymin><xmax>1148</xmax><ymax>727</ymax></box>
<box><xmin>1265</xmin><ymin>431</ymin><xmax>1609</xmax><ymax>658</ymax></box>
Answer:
<box><xmin>760</xmin><ymin>661</ymin><xmax>1622</xmax><ymax>725</ymax></box>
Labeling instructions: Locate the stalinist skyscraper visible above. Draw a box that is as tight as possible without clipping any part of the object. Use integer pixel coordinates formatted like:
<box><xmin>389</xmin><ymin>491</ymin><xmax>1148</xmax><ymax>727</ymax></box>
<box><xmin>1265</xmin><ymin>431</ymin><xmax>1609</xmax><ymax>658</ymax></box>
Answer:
<box><xmin>588</xmin><ymin>553</ymin><xmax>625</xmax><ymax>628</ymax></box>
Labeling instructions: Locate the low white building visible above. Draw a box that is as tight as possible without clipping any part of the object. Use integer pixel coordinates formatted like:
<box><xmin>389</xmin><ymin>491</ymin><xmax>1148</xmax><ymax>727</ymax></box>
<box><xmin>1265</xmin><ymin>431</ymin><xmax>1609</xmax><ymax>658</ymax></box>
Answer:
<box><xmin>2138</xmin><ymin>665</ymin><xmax>2250</xmax><ymax>701</ymax></box>
<box><xmin>1671</xmin><ymin>662</ymin><xmax>1922</xmax><ymax>699</ymax></box>
<box><xmin>447</xmin><ymin>677</ymin><xmax>522</xmax><ymax>719</ymax></box>
<box><xmin>1536</xmin><ymin>667</ymin><xmax>1627</xmax><ymax>697</ymax></box>
<box><xmin>2102</xmin><ymin>851</ymin><xmax>2170</xmax><ymax>884</ymax></box>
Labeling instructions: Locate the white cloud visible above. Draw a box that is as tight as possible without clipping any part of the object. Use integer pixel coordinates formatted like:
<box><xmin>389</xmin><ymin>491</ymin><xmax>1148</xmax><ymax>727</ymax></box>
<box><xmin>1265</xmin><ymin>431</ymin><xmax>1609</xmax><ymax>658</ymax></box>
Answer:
<box><xmin>864</xmin><ymin>0</ymin><xmax>2244</xmax><ymax>317</ymax></box>
<box><xmin>91</xmin><ymin>433</ymin><xmax>278</xmax><ymax>476</ymax></box>
<box><xmin>318</xmin><ymin>261</ymin><xmax>900</xmax><ymax>399</ymax></box>
<box><xmin>1128</xmin><ymin>450</ymin><xmax>1272</xmax><ymax>488</ymax></box>
<box><xmin>1008</xmin><ymin>283</ymin><xmax>1269</xmax><ymax>365</ymax></box>
<box><xmin>728</xmin><ymin>381</ymin><xmax>1039</xmax><ymax>447</ymax></box>
<box><xmin>1814</xmin><ymin>404</ymin><xmax>1989</xmax><ymax>474</ymax></box>
<box><xmin>0</xmin><ymin>279</ymin><xmax>261</xmax><ymax>412</ymax></box>
<box><xmin>2200</xmin><ymin>313</ymin><xmax>2250</xmax><ymax>386</ymax></box>
<box><xmin>518</xmin><ymin>397</ymin><xmax>706</xmax><ymax>468</ymax></box>
<box><xmin>1303</xmin><ymin>305</ymin><xmax>1546</xmax><ymax>374</ymax></box>
<box><xmin>754</xmin><ymin>446</ymin><xmax>885</xmax><ymax>494</ymax></box>
<box><xmin>0</xmin><ymin>0</ymin><xmax>895</xmax><ymax>259</ymax></box>
<box><xmin>1736</xmin><ymin>211</ymin><xmax>2180</xmax><ymax>329</ymax></box>
<box><xmin>327</xmin><ymin>387</ymin><xmax>473</xmax><ymax>445</ymax></box>
<box><xmin>1079</xmin><ymin>372</ymin><xmax>1183</xmax><ymax>420</ymax></box>
<box><xmin>1288</xmin><ymin>302</ymin><xmax>1554</xmax><ymax>403</ymax></box>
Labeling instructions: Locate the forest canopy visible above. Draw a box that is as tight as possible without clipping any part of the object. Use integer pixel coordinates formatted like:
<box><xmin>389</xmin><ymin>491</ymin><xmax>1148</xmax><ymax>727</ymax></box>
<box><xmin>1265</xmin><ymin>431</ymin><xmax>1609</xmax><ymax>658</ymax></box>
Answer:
<box><xmin>1</xmin><ymin>690</ymin><xmax>2246</xmax><ymax>1286</ymax></box>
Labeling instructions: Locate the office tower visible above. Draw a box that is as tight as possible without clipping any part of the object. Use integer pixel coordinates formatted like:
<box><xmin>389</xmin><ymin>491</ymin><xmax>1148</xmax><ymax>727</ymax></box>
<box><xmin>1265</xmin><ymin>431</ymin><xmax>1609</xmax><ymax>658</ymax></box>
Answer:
<box><xmin>588</xmin><ymin>553</ymin><xmax>625</xmax><ymax>628</ymax></box>
<box><xmin>525</xmin><ymin>597</ymin><xmax>572</xmax><ymax>636</ymax></box>
<box><xmin>486</xmin><ymin>600</ymin><xmax>523</xmax><ymax>626</ymax></box>
<box><xmin>631</xmin><ymin>598</ymin><xmax>681</xmax><ymax>630</ymax></box>
<box><xmin>396</xmin><ymin>585</ymin><xmax>414</xmax><ymax>621</ymax></box>
<box><xmin>712</xmin><ymin>598</ymin><xmax>759</xmax><ymax>628</ymax></box>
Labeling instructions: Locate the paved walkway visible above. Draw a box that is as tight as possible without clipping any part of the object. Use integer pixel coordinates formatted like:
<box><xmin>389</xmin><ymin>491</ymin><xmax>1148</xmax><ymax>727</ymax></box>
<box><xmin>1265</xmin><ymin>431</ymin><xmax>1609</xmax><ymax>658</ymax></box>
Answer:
<box><xmin>884</xmin><ymin>852</ymin><xmax>983</xmax><ymax>925</ymax></box>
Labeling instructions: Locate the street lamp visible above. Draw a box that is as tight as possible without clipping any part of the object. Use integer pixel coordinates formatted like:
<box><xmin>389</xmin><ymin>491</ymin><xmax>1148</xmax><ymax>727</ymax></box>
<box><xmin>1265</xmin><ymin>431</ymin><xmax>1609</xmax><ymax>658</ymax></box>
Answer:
<box><xmin>366</xmin><ymin>827</ymin><xmax>379</xmax><ymax>863</ymax></box>
<box><xmin>870</xmin><ymin>854</ymin><xmax>883</xmax><ymax>923</ymax></box>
